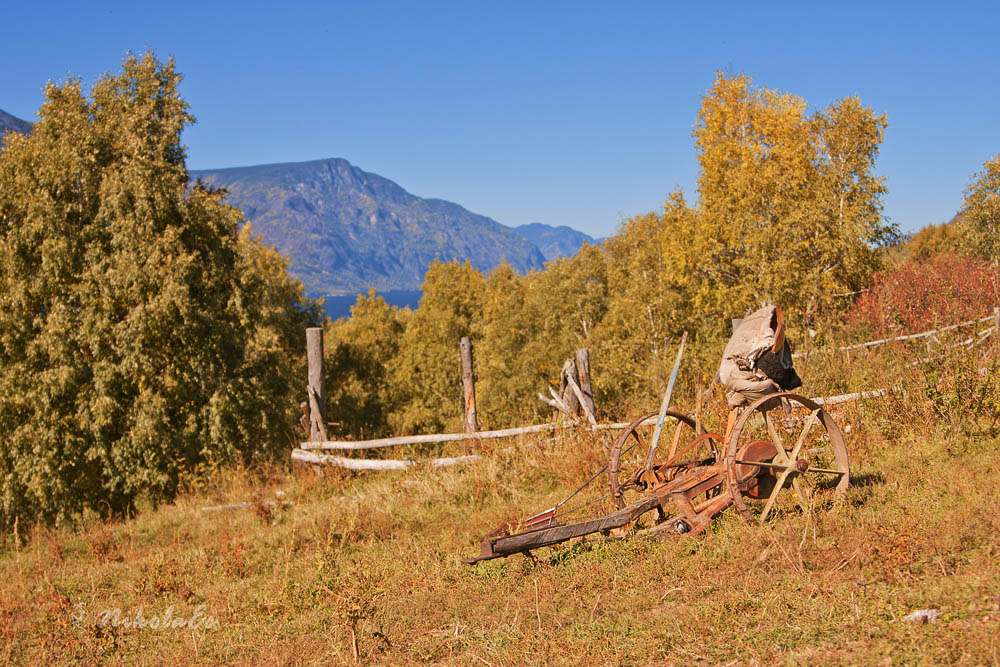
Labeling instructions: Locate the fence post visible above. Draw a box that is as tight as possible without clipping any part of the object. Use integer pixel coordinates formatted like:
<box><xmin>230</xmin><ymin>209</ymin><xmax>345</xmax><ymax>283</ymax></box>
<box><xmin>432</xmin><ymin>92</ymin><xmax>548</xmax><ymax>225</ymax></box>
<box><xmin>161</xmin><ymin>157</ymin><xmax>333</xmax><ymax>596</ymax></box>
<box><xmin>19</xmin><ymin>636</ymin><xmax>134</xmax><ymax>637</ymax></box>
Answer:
<box><xmin>307</xmin><ymin>327</ymin><xmax>327</xmax><ymax>442</ymax></box>
<box><xmin>575</xmin><ymin>348</ymin><xmax>596</xmax><ymax>418</ymax></box>
<box><xmin>559</xmin><ymin>358</ymin><xmax>581</xmax><ymax>418</ymax></box>
<box><xmin>994</xmin><ymin>307</ymin><xmax>999</xmax><ymax>353</ymax></box>
<box><xmin>460</xmin><ymin>337</ymin><xmax>477</xmax><ymax>433</ymax></box>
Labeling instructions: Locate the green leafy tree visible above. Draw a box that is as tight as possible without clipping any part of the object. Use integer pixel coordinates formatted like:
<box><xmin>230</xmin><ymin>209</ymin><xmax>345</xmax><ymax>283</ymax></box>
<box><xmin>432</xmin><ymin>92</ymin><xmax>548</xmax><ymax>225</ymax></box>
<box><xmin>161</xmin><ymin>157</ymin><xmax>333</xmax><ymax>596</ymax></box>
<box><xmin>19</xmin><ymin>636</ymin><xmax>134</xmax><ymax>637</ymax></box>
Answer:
<box><xmin>233</xmin><ymin>225</ymin><xmax>325</xmax><ymax>446</ymax></box>
<box><xmin>475</xmin><ymin>263</ymin><xmax>530</xmax><ymax>426</ymax></box>
<box><xmin>0</xmin><ymin>54</ymin><xmax>320</xmax><ymax>526</ymax></box>
<box><xmin>518</xmin><ymin>245</ymin><xmax>609</xmax><ymax>412</ymax></box>
<box><xmin>524</xmin><ymin>244</ymin><xmax>608</xmax><ymax>361</ymax></box>
<box><xmin>475</xmin><ymin>250</ymin><xmax>608</xmax><ymax>426</ymax></box>
<box><xmin>593</xmin><ymin>195</ymin><xmax>696</xmax><ymax>411</ymax></box>
<box><xmin>388</xmin><ymin>261</ymin><xmax>485</xmax><ymax>434</ymax></box>
<box><xmin>325</xmin><ymin>290</ymin><xmax>408</xmax><ymax>439</ymax></box>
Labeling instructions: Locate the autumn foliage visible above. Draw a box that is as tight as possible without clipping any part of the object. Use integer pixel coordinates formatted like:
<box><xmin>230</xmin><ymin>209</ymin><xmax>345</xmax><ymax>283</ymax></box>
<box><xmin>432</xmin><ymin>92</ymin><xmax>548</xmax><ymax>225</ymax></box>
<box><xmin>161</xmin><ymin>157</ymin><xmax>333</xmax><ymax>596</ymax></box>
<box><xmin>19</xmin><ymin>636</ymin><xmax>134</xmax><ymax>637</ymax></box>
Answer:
<box><xmin>322</xmin><ymin>73</ymin><xmax>906</xmax><ymax>435</ymax></box>
<box><xmin>848</xmin><ymin>255</ymin><xmax>1000</xmax><ymax>338</ymax></box>
<box><xmin>4</xmin><ymin>55</ymin><xmax>996</xmax><ymax>527</ymax></box>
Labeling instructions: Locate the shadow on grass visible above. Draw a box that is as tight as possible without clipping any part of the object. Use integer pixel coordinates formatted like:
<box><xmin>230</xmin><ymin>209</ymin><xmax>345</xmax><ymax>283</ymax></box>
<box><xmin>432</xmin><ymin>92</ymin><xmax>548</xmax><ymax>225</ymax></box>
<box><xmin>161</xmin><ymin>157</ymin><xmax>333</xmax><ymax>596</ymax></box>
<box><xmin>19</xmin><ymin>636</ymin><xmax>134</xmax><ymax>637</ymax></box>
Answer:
<box><xmin>849</xmin><ymin>471</ymin><xmax>886</xmax><ymax>488</ymax></box>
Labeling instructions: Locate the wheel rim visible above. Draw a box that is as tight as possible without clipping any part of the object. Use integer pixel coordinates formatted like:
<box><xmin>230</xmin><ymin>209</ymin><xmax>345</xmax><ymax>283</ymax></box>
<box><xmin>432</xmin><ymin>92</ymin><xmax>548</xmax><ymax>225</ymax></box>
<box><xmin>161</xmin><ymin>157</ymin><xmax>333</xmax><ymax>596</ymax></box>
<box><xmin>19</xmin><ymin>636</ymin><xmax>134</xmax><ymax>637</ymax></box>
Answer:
<box><xmin>608</xmin><ymin>410</ymin><xmax>708</xmax><ymax>511</ymax></box>
<box><xmin>723</xmin><ymin>392</ymin><xmax>850</xmax><ymax>522</ymax></box>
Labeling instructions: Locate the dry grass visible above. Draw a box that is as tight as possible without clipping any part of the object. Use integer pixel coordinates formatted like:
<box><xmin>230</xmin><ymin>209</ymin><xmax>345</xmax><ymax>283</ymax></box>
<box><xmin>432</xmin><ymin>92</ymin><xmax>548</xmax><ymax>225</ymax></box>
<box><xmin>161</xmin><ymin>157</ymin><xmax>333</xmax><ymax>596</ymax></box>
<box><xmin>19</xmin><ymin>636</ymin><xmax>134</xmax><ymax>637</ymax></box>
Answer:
<box><xmin>2</xmin><ymin>414</ymin><xmax>999</xmax><ymax>664</ymax></box>
<box><xmin>3</xmin><ymin>342</ymin><xmax>1000</xmax><ymax>665</ymax></box>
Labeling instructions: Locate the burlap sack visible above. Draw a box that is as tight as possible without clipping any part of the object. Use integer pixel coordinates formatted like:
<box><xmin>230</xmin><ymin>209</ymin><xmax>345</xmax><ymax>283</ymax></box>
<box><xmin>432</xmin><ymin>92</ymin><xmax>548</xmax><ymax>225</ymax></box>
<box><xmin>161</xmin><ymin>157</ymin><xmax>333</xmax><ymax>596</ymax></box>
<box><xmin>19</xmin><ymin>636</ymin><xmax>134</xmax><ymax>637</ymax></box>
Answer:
<box><xmin>718</xmin><ymin>304</ymin><xmax>786</xmax><ymax>409</ymax></box>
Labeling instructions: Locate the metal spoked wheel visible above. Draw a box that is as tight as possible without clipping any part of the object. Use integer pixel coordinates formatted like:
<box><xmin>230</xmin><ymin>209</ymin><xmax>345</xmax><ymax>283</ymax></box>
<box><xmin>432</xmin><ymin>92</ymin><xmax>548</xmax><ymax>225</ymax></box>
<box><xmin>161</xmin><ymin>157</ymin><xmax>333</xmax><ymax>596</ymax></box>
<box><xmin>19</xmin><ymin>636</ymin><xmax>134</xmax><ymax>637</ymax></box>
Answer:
<box><xmin>608</xmin><ymin>410</ymin><xmax>715</xmax><ymax>513</ymax></box>
<box><xmin>723</xmin><ymin>392</ymin><xmax>850</xmax><ymax>522</ymax></box>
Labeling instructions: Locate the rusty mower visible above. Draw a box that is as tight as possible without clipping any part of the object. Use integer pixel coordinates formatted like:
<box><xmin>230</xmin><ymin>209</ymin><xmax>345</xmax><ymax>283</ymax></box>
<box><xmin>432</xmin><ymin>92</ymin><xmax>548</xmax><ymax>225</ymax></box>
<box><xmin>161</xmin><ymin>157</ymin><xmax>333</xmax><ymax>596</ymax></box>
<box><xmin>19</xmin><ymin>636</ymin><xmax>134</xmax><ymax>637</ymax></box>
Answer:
<box><xmin>465</xmin><ymin>331</ymin><xmax>849</xmax><ymax>564</ymax></box>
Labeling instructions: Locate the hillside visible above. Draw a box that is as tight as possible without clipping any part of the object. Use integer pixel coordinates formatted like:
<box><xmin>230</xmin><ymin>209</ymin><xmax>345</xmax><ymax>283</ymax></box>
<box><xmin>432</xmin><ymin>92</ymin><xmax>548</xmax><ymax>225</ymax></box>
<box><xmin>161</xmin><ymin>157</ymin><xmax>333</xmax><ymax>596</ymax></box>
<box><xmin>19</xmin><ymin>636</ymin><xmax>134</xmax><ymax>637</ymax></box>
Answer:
<box><xmin>6</xmin><ymin>280</ymin><xmax>999</xmax><ymax>662</ymax></box>
<box><xmin>894</xmin><ymin>212</ymin><xmax>966</xmax><ymax>262</ymax></box>
<box><xmin>4</xmin><ymin>373</ymin><xmax>998</xmax><ymax>663</ymax></box>
<box><xmin>1</xmin><ymin>100</ymin><xmax>594</xmax><ymax>301</ymax></box>
<box><xmin>515</xmin><ymin>222</ymin><xmax>598</xmax><ymax>260</ymax></box>
<box><xmin>0</xmin><ymin>108</ymin><xmax>32</xmax><ymax>142</ymax></box>
<box><xmin>191</xmin><ymin>158</ymin><xmax>547</xmax><ymax>297</ymax></box>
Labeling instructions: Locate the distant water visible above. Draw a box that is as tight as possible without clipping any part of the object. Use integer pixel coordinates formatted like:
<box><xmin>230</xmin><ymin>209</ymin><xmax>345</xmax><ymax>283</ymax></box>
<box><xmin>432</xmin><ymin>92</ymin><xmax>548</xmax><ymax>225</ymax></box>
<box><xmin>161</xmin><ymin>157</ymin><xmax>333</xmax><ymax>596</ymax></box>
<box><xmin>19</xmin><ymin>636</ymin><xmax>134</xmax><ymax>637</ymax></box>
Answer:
<box><xmin>321</xmin><ymin>289</ymin><xmax>423</xmax><ymax>321</ymax></box>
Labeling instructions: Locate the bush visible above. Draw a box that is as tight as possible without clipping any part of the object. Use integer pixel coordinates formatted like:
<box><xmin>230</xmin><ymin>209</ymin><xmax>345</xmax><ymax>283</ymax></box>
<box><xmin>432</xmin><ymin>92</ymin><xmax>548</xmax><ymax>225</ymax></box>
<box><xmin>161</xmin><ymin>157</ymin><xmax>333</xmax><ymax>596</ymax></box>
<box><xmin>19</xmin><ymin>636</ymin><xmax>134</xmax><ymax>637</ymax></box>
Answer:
<box><xmin>848</xmin><ymin>255</ymin><xmax>1000</xmax><ymax>338</ymax></box>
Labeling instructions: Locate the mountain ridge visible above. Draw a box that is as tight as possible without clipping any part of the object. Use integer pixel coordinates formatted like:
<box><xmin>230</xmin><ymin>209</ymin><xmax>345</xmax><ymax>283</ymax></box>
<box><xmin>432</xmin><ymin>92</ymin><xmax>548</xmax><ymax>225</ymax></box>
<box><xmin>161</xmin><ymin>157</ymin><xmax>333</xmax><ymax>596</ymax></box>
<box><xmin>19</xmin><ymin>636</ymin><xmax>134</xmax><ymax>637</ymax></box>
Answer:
<box><xmin>0</xmin><ymin>108</ymin><xmax>33</xmax><ymax>142</ymax></box>
<box><xmin>3</xmin><ymin>103</ymin><xmax>597</xmax><ymax>297</ymax></box>
<box><xmin>515</xmin><ymin>222</ymin><xmax>598</xmax><ymax>261</ymax></box>
<box><xmin>191</xmin><ymin>157</ymin><xmax>548</xmax><ymax>296</ymax></box>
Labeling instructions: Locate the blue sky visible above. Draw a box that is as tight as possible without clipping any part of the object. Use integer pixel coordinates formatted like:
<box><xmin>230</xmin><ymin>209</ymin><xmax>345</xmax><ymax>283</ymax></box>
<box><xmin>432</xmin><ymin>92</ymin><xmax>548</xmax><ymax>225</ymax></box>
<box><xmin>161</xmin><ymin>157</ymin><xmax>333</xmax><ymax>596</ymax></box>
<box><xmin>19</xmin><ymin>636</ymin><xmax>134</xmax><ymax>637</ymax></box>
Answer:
<box><xmin>2</xmin><ymin>1</ymin><xmax>998</xmax><ymax>237</ymax></box>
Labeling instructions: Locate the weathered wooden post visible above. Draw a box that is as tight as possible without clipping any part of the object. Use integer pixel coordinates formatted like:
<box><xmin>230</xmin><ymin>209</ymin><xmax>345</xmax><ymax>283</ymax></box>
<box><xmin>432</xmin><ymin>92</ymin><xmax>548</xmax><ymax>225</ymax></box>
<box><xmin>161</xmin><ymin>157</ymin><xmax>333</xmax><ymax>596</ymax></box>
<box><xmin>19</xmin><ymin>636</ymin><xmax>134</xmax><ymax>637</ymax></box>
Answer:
<box><xmin>307</xmin><ymin>327</ymin><xmax>328</xmax><ymax>442</ymax></box>
<box><xmin>575</xmin><ymin>348</ymin><xmax>596</xmax><ymax>419</ymax></box>
<box><xmin>460</xmin><ymin>336</ymin><xmax>477</xmax><ymax>433</ymax></box>
<box><xmin>559</xmin><ymin>359</ymin><xmax>581</xmax><ymax>418</ymax></box>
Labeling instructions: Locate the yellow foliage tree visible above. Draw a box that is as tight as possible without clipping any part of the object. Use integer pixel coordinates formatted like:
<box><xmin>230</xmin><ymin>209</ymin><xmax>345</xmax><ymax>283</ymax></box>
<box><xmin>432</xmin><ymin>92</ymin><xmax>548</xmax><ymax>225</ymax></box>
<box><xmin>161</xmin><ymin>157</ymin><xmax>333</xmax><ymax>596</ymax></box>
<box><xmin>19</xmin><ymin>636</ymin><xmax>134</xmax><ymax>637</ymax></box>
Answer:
<box><xmin>593</xmin><ymin>194</ymin><xmax>696</xmax><ymax>412</ymax></box>
<box><xmin>324</xmin><ymin>71</ymin><xmax>898</xmax><ymax>433</ymax></box>
<box><xmin>678</xmin><ymin>72</ymin><xmax>894</xmax><ymax>334</ymax></box>
<box><xmin>961</xmin><ymin>154</ymin><xmax>1000</xmax><ymax>263</ymax></box>
<box><xmin>388</xmin><ymin>260</ymin><xmax>485</xmax><ymax>434</ymax></box>
<box><xmin>477</xmin><ymin>248</ymin><xmax>608</xmax><ymax>426</ymax></box>
<box><xmin>324</xmin><ymin>289</ymin><xmax>409</xmax><ymax>439</ymax></box>
<box><xmin>902</xmin><ymin>216</ymin><xmax>966</xmax><ymax>262</ymax></box>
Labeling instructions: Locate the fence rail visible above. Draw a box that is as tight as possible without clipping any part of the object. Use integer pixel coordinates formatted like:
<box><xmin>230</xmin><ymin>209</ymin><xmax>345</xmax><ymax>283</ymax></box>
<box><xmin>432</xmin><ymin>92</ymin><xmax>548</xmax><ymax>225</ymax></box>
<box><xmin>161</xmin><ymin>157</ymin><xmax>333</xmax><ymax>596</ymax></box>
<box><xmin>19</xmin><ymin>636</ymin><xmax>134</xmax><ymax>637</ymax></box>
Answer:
<box><xmin>292</xmin><ymin>449</ymin><xmax>482</xmax><ymax>470</ymax></box>
<box><xmin>298</xmin><ymin>417</ymin><xmax>671</xmax><ymax>451</ymax></box>
<box><xmin>793</xmin><ymin>313</ymin><xmax>997</xmax><ymax>359</ymax></box>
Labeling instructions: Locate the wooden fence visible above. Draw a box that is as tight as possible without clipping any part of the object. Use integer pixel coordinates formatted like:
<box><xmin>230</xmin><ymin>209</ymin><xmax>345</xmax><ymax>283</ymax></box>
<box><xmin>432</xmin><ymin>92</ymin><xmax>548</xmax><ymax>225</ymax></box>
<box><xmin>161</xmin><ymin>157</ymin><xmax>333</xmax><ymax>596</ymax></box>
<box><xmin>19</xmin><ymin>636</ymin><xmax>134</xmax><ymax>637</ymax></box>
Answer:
<box><xmin>292</xmin><ymin>309</ymin><xmax>999</xmax><ymax>470</ymax></box>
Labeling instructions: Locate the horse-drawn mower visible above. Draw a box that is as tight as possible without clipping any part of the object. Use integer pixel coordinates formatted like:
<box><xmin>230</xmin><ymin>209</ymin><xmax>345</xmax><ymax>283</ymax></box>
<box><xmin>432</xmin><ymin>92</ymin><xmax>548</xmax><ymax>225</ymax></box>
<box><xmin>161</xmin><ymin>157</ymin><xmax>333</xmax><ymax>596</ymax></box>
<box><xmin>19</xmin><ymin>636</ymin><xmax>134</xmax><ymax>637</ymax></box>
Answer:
<box><xmin>466</xmin><ymin>306</ymin><xmax>850</xmax><ymax>564</ymax></box>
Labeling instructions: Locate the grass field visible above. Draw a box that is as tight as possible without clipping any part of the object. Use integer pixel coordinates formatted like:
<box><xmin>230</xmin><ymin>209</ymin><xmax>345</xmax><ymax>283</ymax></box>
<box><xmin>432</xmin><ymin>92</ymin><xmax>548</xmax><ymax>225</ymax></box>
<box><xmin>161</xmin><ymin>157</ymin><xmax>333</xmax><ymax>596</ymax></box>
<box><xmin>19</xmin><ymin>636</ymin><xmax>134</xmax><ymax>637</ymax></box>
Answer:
<box><xmin>2</xmin><ymin>372</ymin><xmax>999</xmax><ymax>665</ymax></box>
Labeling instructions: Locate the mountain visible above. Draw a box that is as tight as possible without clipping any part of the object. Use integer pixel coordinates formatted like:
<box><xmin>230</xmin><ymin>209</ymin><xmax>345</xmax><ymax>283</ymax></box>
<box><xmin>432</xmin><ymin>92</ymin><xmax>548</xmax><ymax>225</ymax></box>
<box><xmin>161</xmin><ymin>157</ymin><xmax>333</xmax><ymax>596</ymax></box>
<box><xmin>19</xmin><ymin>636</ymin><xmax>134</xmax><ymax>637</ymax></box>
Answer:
<box><xmin>0</xmin><ymin>109</ymin><xmax>32</xmax><ymax>142</ymax></box>
<box><xmin>191</xmin><ymin>158</ymin><xmax>546</xmax><ymax>297</ymax></box>
<box><xmin>515</xmin><ymin>222</ymin><xmax>598</xmax><ymax>261</ymax></box>
<box><xmin>0</xmin><ymin>104</ymin><xmax>588</xmax><ymax>297</ymax></box>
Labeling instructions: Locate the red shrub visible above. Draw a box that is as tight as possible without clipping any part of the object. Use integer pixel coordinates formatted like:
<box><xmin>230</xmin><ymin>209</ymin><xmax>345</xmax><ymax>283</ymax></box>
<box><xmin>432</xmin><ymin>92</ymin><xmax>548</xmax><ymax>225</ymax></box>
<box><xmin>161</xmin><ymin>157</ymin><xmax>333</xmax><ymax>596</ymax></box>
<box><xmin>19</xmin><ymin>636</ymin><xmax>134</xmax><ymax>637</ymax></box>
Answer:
<box><xmin>848</xmin><ymin>255</ymin><xmax>1000</xmax><ymax>338</ymax></box>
